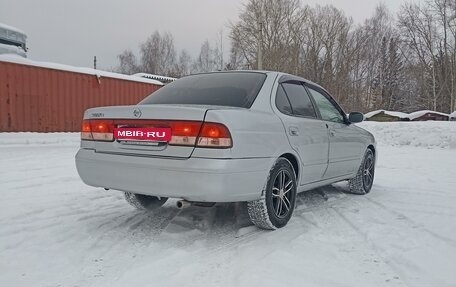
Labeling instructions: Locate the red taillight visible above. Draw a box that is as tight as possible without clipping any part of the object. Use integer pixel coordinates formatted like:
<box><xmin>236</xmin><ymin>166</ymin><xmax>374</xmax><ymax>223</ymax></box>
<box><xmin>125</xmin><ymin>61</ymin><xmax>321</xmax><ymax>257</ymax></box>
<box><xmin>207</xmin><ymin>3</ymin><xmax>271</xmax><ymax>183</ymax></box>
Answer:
<box><xmin>81</xmin><ymin>120</ymin><xmax>93</xmax><ymax>140</ymax></box>
<box><xmin>197</xmin><ymin>122</ymin><xmax>232</xmax><ymax>148</ymax></box>
<box><xmin>168</xmin><ymin>121</ymin><xmax>202</xmax><ymax>146</ymax></box>
<box><xmin>81</xmin><ymin>120</ymin><xmax>114</xmax><ymax>141</ymax></box>
<box><xmin>80</xmin><ymin>119</ymin><xmax>232</xmax><ymax>148</ymax></box>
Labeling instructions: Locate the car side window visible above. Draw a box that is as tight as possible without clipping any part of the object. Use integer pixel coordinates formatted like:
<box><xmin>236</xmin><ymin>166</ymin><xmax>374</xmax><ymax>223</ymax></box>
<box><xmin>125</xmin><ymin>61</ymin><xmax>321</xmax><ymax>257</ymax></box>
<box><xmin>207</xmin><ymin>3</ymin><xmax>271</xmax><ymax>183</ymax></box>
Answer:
<box><xmin>275</xmin><ymin>85</ymin><xmax>293</xmax><ymax>115</ymax></box>
<box><xmin>281</xmin><ymin>83</ymin><xmax>317</xmax><ymax>118</ymax></box>
<box><xmin>307</xmin><ymin>86</ymin><xmax>344</xmax><ymax>123</ymax></box>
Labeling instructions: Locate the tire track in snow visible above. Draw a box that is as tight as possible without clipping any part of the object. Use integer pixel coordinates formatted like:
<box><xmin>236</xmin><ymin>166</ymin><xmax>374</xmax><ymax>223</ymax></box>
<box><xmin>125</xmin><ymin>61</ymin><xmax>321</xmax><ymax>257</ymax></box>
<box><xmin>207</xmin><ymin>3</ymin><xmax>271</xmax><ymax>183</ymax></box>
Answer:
<box><xmin>330</xmin><ymin>205</ymin><xmax>410</xmax><ymax>286</ymax></box>
<box><xmin>160</xmin><ymin>186</ymin><xmax>350</xmax><ymax>257</ymax></box>
<box><xmin>365</xmin><ymin>197</ymin><xmax>456</xmax><ymax>248</ymax></box>
<box><xmin>331</xmin><ymin>196</ymin><xmax>455</xmax><ymax>287</ymax></box>
<box><xmin>155</xmin><ymin>186</ymin><xmax>352</xmax><ymax>285</ymax></box>
<box><xmin>64</xmin><ymin>205</ymin><xmax>183</xmax><ymax>285</ymax></box>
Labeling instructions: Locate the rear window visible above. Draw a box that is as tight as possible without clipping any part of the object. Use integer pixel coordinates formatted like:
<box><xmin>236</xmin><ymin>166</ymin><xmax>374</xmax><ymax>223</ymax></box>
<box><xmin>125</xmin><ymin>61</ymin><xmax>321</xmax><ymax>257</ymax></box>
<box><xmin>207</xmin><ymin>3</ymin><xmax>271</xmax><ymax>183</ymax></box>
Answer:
<box><xmin>139</xmin><ymin>72</ymin><xmax>267</xmax><ymax>108</ymax></box>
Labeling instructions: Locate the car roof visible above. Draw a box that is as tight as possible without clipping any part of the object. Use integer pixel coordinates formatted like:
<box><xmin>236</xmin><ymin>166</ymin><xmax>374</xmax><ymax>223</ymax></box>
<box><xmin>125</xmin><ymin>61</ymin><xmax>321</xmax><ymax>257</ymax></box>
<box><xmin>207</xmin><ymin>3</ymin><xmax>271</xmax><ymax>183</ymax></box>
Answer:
<box><xmin>186</xmin><ymin>70</ymin><xmax>325</xmax><ymax>89</ymax></box>
<box><xmin>181</xmin><ymin>70</ymin><xmax>328</xmax><ymax>95</ymax></box>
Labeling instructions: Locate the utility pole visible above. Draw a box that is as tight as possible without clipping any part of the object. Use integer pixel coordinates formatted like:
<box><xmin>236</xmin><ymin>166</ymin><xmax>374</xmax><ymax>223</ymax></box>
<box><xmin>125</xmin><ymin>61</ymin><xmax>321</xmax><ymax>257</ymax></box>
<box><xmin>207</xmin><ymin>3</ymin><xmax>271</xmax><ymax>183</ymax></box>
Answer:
<box><xmin>295</xmin><ymin>44</ymin><xmax>299</xmax><ymax>75</ymax></box>
<box><xmin>220</xmin><ymin>29</ymin><xmax>224</xmax><ymax>71</ymax></box>
<box><xmin>93</xmin><ymin>56</ymin><xmax>97</xmax><ymax>70</ymax></box>
<box><xmin>257</xmin><ymin>21</ymin><xmax>263</xmax><ymax>70</ymax></box>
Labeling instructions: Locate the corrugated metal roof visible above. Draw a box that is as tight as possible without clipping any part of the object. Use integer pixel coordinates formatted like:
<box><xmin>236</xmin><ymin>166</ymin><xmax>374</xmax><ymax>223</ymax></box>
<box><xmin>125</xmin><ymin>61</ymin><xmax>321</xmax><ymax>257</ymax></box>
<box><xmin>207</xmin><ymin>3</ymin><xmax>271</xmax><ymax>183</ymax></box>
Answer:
<box><xmin>133</xmin><ymin>73</ymin><xmax>177</xmax><ymax>83</ymax></box>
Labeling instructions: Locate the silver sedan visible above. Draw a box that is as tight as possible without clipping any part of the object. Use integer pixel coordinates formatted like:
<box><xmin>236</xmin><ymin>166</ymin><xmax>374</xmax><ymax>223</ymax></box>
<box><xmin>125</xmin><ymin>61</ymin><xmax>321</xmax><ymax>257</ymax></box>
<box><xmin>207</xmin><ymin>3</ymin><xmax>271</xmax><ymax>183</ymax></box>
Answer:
<box><xmin>75</xmin><ymin>71</ymin><xmax>376</xmax><ymax>229</ymax></box>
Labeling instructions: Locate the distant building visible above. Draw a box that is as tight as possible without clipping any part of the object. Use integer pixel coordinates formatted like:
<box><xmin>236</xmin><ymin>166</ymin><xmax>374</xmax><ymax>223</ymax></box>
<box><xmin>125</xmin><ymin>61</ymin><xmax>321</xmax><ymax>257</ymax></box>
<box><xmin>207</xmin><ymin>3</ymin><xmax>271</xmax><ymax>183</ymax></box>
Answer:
<box><xmin>133</xmin><ymin>73</ymin><xmax>177</xmax><ymax>84</ymax></box>
<box><xmin>0</xmin><ymin>23</ymin><xmax>27</xmax><ymax>57</ymax></box>
<box><xmin>450</xmin><ymin>111</ymin><xmax>456</xmax><ymax>121</ymax></box>
<box><xmin>364</xmin><ymin>110</ymin><xmax>409</xmax><ymax>122</ymax></box>
<box><xmin>408</xmin><ymin>110</ymin><xmax>449</xmax><ymax>121</ymax></box>
<box><xmin>364</xmin><ymin>109</ymin><xmax>450</xmax><ymax>122</ymax></box>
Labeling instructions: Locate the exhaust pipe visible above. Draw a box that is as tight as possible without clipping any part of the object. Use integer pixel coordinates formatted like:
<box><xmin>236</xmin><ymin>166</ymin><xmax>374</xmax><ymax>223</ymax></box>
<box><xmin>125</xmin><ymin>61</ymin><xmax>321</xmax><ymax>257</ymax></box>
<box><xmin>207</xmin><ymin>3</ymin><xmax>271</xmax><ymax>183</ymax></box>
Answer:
<box><xmin>176</xmin><ymin>200</ymin><xmax>192</xmax><ymax>209</ymax></box>
<box><xmin>176</xmin><ymin>200</ymin><xmax>216</xmax><ymax>209</ymax></box>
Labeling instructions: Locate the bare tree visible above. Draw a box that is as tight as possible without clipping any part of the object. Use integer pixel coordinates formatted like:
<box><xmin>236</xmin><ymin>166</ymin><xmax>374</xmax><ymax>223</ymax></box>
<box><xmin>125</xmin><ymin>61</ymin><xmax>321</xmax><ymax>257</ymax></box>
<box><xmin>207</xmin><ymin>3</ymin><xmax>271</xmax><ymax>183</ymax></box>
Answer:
<box><xmin>174</xmin><ymin>49</ymin><xmax>193</xmax><ymax>77</ymax></box>
<box><xmin>140</xmin><ymin>31</ymin><xmax>177</xmax><ymax>76</ymax></box>
<box><xmin>398</xmin><ymin>0</ymin><xmax>456</xmax><ymax>112</ymax></box>
<box><xmin>230</xmin><ymin>0</ymin><xmax>306</xmax><ymax>72</ymax></box>
<box><xmin>194</xmin><ymin>40</ymin><xmax>218</xmax><ymax>72</ymax></box>
<box><xmin>300</xmin><ymin>5</ymin><xmax>354</xmax><ymax>105</ymax></box>
<box><xmin>116</xmin><ymin>50</ymin><xmax>140</xmax><ymax>74</ymax></box>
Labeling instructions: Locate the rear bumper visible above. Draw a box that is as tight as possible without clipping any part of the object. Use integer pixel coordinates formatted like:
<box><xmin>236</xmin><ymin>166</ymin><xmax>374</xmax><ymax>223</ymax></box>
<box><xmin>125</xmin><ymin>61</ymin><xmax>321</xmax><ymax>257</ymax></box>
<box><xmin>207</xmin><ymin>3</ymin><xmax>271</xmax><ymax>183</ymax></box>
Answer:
<box><xmin>75</xmin><ymin>149</ymin><xmax>274</xmax><ymax>202</ymax></box>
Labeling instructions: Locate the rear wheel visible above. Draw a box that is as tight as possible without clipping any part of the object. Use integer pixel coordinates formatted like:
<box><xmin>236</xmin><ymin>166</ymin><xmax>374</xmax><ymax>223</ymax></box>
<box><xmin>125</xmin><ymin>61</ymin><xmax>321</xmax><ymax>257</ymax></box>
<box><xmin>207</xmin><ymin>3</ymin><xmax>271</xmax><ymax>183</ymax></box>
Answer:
<box><xmin>348</xmin><ymin>148</ymin><xmax>375</xmax><ymax>195</ymax></box>
<box><xmin>124</xmin><ymin>192</ymin><xmax>168</xmax><ymax>210</ymax></box>
<box><xmin>247</xmin><ymin>158</ymin><xmax>297</xmax><ymax>230</ymax></box>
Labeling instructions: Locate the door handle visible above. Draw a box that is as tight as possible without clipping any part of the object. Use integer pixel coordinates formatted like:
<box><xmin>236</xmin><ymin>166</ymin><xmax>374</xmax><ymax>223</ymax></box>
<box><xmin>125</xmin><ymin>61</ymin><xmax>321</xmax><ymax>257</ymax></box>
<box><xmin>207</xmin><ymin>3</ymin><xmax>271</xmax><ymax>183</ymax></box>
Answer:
<box><xmin>329</xmin><ymin>129</ymin><xmax>335</xmax><ymax>137</ymax></box>
<box><xmin>289</xmin><ymin>126</ymin><xmax>299</xmax><ymax>136</ymax></box>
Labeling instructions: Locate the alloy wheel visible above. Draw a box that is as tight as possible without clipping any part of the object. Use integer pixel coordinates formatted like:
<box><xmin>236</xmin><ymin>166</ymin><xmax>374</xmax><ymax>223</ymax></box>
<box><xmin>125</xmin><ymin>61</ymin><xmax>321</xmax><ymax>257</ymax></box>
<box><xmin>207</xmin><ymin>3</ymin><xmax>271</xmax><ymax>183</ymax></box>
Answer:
<box><xmin>271</xmin><ymin>170</ymin><xmax>294</xmax><ymax>218</ymax></box>
<box><xmin>362</xmin><ymin>152</ymin><xmax>374</xmax><ymax>191</ymax></box>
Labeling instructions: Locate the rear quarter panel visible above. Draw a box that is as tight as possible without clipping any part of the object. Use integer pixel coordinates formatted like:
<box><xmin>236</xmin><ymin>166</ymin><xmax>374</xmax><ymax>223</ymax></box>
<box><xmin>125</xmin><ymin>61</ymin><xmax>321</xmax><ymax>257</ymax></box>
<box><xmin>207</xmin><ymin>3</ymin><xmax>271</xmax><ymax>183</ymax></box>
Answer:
<box><xmin>192</xmin><ymin>109</ymin><xmax>293</xmax><ymax>159</ymax></box>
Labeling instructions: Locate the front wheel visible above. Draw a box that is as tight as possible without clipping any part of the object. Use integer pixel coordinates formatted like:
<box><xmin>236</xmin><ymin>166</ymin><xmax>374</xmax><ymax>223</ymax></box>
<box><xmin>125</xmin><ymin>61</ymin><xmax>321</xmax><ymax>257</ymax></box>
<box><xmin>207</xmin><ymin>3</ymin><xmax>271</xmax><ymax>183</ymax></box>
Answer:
<box><xmin>124</xmin><ymin>192</ymin><xmax>168</xmax><ymax>210</ymax></box>
<box><xmin>247</xmin><ymin>158</ymin><xmax>297</xmax><ymax>230</ymax></box>
<box><xmin>348</xmin><ymin>148</ymin><xmax>375</xmax><ymax>195</ymax></box>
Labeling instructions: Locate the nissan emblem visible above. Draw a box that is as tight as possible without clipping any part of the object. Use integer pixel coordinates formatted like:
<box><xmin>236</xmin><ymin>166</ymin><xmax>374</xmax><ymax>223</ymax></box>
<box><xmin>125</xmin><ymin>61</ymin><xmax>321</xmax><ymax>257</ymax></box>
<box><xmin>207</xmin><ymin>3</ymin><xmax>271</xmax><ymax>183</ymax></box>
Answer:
<box><xmin>133</xmin><ymin>108</ymin><xmax>142</xmax><ymax>118</ymax></box>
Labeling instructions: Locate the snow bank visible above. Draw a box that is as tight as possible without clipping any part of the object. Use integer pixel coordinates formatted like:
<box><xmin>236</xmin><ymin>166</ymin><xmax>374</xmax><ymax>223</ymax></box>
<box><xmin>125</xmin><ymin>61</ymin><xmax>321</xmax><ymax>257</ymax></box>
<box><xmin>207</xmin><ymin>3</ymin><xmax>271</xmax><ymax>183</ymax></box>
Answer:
<box><xmin>0</xmin><ymin>132</ymin><xmax>79</xmax><ymax>146</ymax></box>
<box><xmin>357</xmin><ymin>121</ymin><xmax>456</xmax><ymax>149</ymax></box>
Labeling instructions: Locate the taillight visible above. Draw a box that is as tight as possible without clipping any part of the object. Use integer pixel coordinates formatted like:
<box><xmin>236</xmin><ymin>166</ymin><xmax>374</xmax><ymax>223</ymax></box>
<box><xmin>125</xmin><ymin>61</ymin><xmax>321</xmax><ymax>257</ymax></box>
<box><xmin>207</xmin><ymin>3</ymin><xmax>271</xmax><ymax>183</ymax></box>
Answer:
<box><xmin>197</xmin><ymin>122</ymin><xmax>232</xmax><ymax>148</ymax></box>
<box><xmin>168</xmin><ymin>121</ymin><xmax>202</xmax><ymax>146</ymax></box>
<box><xmin>164</xmin><ymin>121</ymin><xmax>232</xmax><ymax>148</ymax></box>
<box><xmin>81</xmin><ymin>120</ymin><xmax>114</xmax><ymax>141</ymax></box>
<box><xmin>81</xmin><ymin>120</ymin><xmax>93</xmax><ymax>140</ymax></box>
<box><xmin>80</xmin><ymin>119</ymin><xmax>232</xmax><ymax>148</ymax></box>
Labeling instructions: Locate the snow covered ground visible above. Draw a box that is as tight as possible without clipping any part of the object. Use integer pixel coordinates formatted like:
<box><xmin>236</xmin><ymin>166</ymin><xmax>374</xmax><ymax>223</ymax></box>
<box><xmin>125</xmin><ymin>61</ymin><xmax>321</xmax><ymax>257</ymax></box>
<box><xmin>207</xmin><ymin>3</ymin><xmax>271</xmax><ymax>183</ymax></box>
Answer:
<box><xmin>0</xmin><ymin>122</ymin><xmax>455</xmax><ymax>287</ymax></box>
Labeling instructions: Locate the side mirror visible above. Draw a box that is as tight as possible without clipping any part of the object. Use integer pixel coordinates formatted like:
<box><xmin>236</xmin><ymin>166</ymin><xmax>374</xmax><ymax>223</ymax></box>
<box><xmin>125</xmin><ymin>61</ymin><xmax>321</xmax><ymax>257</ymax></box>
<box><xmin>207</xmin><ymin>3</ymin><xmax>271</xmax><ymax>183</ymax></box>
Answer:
<box><xmin>348</xmin><ymin>112</ymin><xmax>364</xmax><ymax>123</ymax></box>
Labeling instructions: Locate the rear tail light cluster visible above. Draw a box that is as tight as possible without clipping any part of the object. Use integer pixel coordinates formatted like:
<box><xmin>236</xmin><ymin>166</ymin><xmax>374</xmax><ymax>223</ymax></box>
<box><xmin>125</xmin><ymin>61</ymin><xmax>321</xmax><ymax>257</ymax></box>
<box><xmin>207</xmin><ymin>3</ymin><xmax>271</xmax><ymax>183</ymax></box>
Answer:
<box><xmin>82</xmin><ymin>120</ymin><xmax>114</xmax><ymax>141</ymax></box>
<box><xmin>197</xmin><ymin>122</ymin><xmax>232</xmax><ymax>148</ymax></box>
<box><xmin>81</xmin><ymin>119</ymin><xmax>232</xmax><ymax>148</ymax></box>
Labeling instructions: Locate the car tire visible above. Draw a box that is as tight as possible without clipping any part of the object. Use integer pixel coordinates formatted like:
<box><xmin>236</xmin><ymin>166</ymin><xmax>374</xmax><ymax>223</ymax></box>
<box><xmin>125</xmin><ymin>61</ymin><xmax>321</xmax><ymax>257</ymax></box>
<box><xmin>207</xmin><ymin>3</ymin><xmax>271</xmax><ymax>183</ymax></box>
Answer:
<box><xmin>124</xmin><ymin>192</ymin><xmax>168</xmax><ymax>210</ymax></box>
<box><xmin>247</xmin><ymin>158</ymin><xmax>297</xmax><ymax>230</ymax></box>
<box><xmin>348</xmin><ymin>148</ymin><xmax>375</xmax><ymax>195</ymax></box>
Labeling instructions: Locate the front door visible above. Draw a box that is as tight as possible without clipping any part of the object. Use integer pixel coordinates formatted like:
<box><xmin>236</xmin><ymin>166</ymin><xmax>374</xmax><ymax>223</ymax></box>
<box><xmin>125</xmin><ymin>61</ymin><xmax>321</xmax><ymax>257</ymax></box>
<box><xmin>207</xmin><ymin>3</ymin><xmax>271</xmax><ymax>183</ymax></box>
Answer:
<box><xmin>306</xmin><ymin>85</ymin><xmax>363</xmax><ymax>179</ymax></box>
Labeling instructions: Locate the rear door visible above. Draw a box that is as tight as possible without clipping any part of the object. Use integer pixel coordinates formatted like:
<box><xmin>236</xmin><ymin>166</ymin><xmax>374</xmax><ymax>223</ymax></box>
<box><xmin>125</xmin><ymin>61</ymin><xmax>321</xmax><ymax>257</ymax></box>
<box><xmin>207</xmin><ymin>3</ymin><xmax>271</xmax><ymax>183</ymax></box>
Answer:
<box><xmin>274</xmin><ymin>81</ymin><xmax>329</xmax><ymax>185</ymax></box>
<box><xmin>305</xmin><ymin>85</ymin><xmax>363</xmax><ymax>178</ymax></box>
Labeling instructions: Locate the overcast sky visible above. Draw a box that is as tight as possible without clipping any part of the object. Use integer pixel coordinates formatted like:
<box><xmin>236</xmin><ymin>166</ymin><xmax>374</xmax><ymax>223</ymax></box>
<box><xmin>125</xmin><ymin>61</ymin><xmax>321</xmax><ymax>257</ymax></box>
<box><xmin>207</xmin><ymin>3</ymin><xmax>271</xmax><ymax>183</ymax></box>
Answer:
<box><xmin>0</xmin><ymin>0</ymin><xmax>419</xmax><ymax>70</ymax></box>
